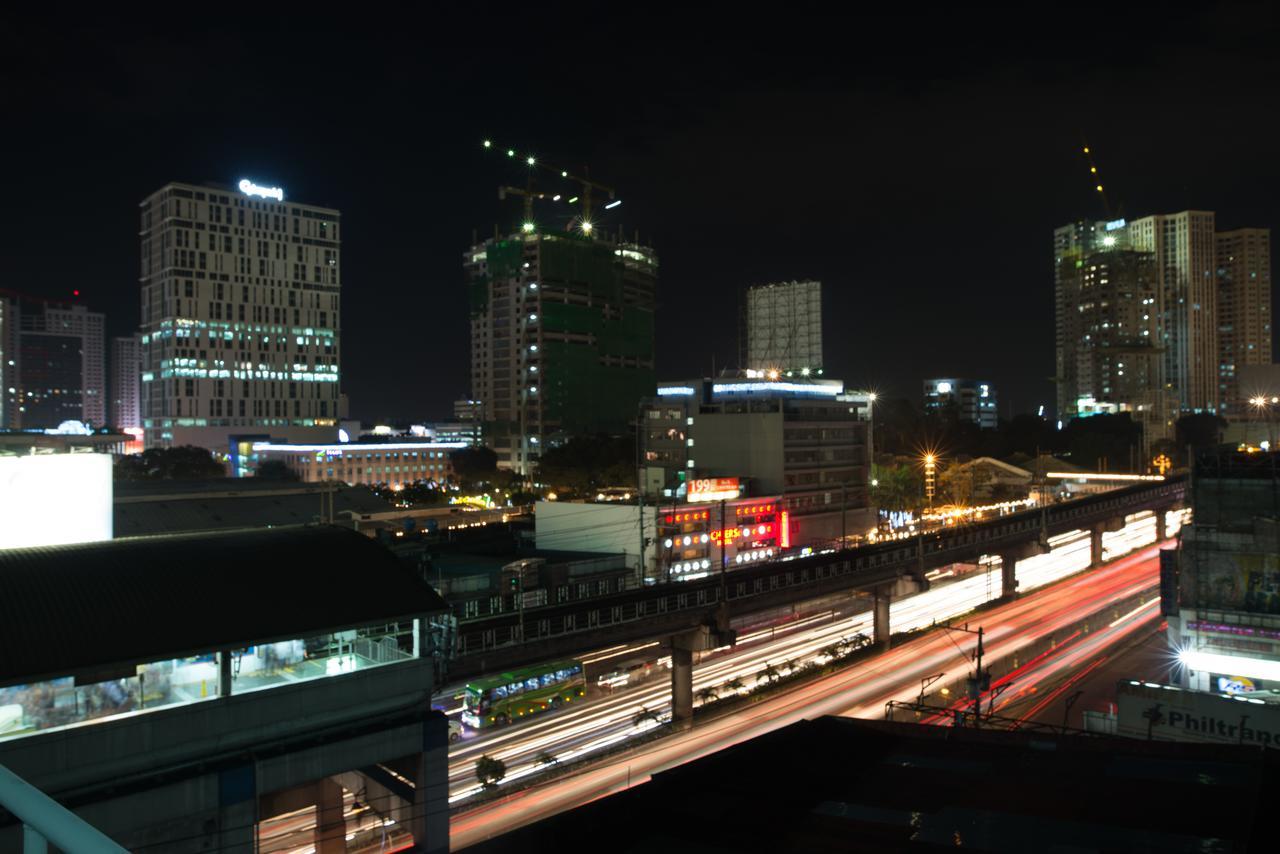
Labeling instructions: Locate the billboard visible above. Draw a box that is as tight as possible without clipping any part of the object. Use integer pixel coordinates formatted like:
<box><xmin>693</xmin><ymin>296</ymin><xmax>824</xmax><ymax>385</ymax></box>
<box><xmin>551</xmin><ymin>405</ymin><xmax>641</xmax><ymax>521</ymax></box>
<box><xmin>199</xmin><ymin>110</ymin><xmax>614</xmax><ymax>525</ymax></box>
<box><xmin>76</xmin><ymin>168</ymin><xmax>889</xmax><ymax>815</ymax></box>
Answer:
<box><xmin>1116</xmin><ymin>680</ymin><xmax>1280</xmax><ymax>748</ymax></box>
<box><xmin>687</xmin><ymin>477</ymin><xmax>741</xmax><ymax>503</ymax></box>
<box><xmin>1195</xmin><ymin>550</ymin><xmax>1280</xmax><ymax>615</ymax></box>
<box><xmin>0</xmin><ymin>453</ymin><xmax>113</xmax><ymax>548</ymax></box>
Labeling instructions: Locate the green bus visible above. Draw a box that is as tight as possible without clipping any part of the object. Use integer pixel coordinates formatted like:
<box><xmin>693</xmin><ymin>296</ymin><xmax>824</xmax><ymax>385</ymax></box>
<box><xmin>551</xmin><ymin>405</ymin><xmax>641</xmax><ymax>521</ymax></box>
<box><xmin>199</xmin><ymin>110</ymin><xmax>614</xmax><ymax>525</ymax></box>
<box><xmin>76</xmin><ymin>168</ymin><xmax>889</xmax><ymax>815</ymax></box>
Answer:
<box><xmin>460</xmin><ymin>659</ymin><xmax>585</xmax><ymax>729</ymax></box>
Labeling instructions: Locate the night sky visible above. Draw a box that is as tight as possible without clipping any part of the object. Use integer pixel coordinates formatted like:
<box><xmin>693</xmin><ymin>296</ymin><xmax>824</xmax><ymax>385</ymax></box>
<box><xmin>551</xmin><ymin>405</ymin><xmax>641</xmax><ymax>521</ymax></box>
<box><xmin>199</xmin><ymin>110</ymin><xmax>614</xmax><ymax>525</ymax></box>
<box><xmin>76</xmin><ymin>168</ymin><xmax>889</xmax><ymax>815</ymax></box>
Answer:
<box><xmin>3</xmin><ymin>6</ymin><xmax>1278</xmax><ymax>423</ymax></box>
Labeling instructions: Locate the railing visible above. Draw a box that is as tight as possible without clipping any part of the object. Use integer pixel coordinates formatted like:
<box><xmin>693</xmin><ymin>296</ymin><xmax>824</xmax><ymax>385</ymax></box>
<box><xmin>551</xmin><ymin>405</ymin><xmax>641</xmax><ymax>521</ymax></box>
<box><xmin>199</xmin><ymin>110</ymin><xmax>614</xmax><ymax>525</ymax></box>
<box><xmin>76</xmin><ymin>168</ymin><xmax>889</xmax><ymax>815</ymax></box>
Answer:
<box><xmin>452</xmin><ymin>477</ymin><xmax>1186</xmax><ymax>656</ymax></box>
<box><xmin>0</xmin><ymin>763</ymin><xmax>128</xmax><ymax>853</ymax></box>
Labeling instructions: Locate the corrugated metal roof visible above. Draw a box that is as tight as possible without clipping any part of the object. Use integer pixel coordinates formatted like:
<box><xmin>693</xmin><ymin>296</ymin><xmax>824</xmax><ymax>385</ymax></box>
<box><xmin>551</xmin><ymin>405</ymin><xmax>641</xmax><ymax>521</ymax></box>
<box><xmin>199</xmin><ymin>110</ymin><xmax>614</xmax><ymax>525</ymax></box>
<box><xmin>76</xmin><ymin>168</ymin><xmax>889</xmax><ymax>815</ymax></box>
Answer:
<box><xmin>112</xmin><ymin>483</ymin><xmax>393</xmax><ymax>537</ymax></box>
<box><xmin>0</xmin><ymin>525</ymin><xmax>446</xmax><ymax>686</ymax></box>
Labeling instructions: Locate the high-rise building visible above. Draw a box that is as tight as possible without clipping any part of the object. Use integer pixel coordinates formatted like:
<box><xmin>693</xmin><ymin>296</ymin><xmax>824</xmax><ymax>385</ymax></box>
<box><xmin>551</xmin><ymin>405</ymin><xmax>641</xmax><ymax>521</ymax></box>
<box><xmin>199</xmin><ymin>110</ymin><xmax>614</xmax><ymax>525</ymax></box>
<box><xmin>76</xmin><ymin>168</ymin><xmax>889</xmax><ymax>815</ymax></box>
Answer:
<box><xmin>1057</xmin><ymin>212</ymin><xmax>1238</xmax><ymax>445</ymax></box>
<box><xmin>1127</xmin><ymin>211</ymin><xmax>1218</xmax><ymax>413</ymax></box>
<box><xmin>923</xmin><ymin>378</ymin><xmax>998</xmax><ymax>429</ymax></box>
<box><xmin>743</xmin><ymin>280</ymin><xmax>823</xmax><ymax>374</ymax></box>
<box><xmin>111</xmin><ymin>334</ymin><xmax>142</xmax><ymax>430</ymax></box>
<box><xmin>1216</xmin><ymin>228</ymin><xmax>1272</xmax><ymax>416</ymax></box>
<box><xmin>0</xmin><ymin>293</ymin><xmax>105</xmax><ymax>429</ymax></box>
<box><xmin>465</xmin><ymin>230</ymin><xmax>657</xmax><ymax>473</ymax></box>
<box><xmin>139</xmin><ymin>180</ymin><xmax>343</xmax><ymax>451</ymax></box>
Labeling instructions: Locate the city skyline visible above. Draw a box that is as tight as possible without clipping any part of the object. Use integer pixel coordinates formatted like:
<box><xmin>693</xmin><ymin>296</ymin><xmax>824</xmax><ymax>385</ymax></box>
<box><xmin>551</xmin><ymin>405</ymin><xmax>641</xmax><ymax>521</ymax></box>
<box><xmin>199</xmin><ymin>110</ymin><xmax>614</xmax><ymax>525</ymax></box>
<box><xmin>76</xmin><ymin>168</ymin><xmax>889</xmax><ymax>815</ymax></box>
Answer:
<box><xmin>2</xmin><ymin>9</ymin><xmax>1279</xmax><ymax>424</ymax></box>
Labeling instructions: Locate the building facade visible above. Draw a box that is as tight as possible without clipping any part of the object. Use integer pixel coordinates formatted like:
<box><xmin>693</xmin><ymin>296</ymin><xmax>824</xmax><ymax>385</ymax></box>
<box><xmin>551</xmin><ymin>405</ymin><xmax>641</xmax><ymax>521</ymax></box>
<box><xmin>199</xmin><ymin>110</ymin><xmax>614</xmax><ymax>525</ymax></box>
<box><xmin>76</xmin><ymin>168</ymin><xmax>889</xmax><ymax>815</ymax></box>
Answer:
<box><xmin>1166</xmin><ymin>449</ymin><xmax>1280</xmax><ymax>699</ymax></box>
<box><xmin>923</xmin><ymin>378</ymin><xmax>998</xmax><ymax>429</ymax></box>
<box><xmin>645</xmin><ymin>376</ymin><xmax>873</xmax><ymax>557</ymax></box>
<box><xmin>465</xmin><ymin>230</ymin><xmax>657</xmax><ymax>473</ymax></box>
<box><xmin>1216</xmin><ymin>228</ymin><xmax>1272</xmax><ymax>417</ymax></box>
<box><xmin>0</xmin><ymin>294</ymin><xmax>105</xmax><ymax>429</ymax></box>
<box><xmin>110</xmin><ymin>334</ymin><xmax>142</xmax><ymax>431</ymax></box>
<box><xmin>138</xmin><ymin>180</ymin><xmax>343</xmax><ymax>451</ymax></box>
<box><xmin>246</xmin><ymin>440</ymin><xmax>462</xmax><ymax>488</ymax></box>
<box><xmin>1126</xmin><ymin>211</ymin><xmax>1218</xmax><ymax>413</ymax></box>
<box><xmin>1056</xmin><ymin>212</ymin><xmax>1267</xmax><ymax>443</ymax></box>
<box><xmin>743</xmin><ymin>279</ymin><xmax>823</xmax><ymax>374</ymax></box>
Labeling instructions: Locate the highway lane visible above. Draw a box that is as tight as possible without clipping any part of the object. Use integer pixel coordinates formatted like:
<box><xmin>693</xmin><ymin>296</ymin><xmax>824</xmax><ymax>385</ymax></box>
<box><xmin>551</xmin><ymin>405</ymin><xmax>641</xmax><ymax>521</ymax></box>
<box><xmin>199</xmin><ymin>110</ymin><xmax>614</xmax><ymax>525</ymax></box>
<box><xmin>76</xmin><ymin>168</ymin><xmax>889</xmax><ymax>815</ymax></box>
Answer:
<box><xmin>444</xmin><ymin>509</ymin><xmax>1184</xmax><ymax>800</ymax></box>
<box><xmin>449</xmin><ymin>512</ymin><xmax>1183</xmax><ymax>847</ymax></box>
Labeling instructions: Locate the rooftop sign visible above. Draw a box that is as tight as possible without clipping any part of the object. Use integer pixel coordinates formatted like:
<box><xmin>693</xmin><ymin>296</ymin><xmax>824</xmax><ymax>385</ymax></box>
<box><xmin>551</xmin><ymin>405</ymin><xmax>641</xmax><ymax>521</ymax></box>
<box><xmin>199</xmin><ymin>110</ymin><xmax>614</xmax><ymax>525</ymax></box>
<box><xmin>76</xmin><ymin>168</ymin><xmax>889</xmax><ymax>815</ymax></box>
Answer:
<box><xmin>238</xmin><ymin>178</ymin><xmax>284</xmax><ymax>202</ymax></box>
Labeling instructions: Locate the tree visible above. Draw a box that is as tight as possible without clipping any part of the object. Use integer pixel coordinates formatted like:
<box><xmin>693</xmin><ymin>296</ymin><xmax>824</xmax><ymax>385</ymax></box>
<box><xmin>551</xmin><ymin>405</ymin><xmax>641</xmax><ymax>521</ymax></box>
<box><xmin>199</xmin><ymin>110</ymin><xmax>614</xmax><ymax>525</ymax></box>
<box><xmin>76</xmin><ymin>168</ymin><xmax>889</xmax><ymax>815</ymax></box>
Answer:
<box><xmin>1176</xmin><ymin>413</ymin><xmax>1227</xmax><ymax>456</ymax></box>
<box><xmin>255</xmin><ymin>459</ymin><xmax>299</xmax><ymax>481</ymax></box>
<box><xmin>114</xmin><ymin>446</ymin><xmax>225</xmax><ymax>480</ymax></box>
<box><xmin>725</xmin><ymin>677</ymin><xmax>745</xmax><ymax>695</ymax></box>
<box><xmin>534</xmin><ymin>750</ymin><xmax>558</xmax><ymax>768</ymax></box>
<box><xmin>632</xmin><ymin>707</ymin><xmax>663</xmax><ymax>728</ymax></box>
<box><xmin>450</xmin><ymin>446</ymin><xmax>499</xmax><ymax>490</ymax></box>
<box><xmin>756</xmin><ymin>662</ymin><xmax>781</xmax><ymax>687</ymax></box>
<box><xmin>939</xmin><ymin>459</ymin><xmax>993</xmax><ymax>507</ymax></box>
<box><xmin>695</xmin><ymin>686</ymin><xmax>719</xmax><ymax>705</ymax></box>
<box><xmin>535</xmin><ymin>434</ymin><xmax>635</xmax><ymax>496</ymax></box>
<box><xmin>871</xmin><ymin>462</ymin><xmax>924</xmax><ymax>513</ymax></box>
<box><xmin>475</xmin><ymin>754</ymin><xmax>506</xmax><ymax>788</ymax></box>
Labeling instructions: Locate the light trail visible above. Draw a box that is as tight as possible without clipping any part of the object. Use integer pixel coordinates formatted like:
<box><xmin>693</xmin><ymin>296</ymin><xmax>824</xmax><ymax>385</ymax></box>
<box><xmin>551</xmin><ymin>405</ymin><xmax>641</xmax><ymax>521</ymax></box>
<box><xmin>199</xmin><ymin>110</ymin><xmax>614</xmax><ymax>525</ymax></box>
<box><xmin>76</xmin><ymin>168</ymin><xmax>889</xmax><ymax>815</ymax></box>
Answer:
<box><xmin>444</xmin><ymin>509</ymin><xmax>1187</xmax><ymax>808</ymax></box>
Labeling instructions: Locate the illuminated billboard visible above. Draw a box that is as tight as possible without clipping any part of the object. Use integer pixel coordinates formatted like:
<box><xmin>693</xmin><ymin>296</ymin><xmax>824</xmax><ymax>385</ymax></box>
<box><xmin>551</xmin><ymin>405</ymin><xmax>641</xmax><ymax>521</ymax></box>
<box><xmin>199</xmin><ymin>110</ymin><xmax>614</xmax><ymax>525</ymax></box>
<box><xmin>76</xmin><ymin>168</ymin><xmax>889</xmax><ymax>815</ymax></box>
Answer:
<box><xmin>687</xmin><ymin>477</ymin><xmax>741</xmax><ymax>503</ymax></box>
<box><xmin>0</xmin><ymin>453</ymin><xmax>113</xmax><ymax>548</ymax></box>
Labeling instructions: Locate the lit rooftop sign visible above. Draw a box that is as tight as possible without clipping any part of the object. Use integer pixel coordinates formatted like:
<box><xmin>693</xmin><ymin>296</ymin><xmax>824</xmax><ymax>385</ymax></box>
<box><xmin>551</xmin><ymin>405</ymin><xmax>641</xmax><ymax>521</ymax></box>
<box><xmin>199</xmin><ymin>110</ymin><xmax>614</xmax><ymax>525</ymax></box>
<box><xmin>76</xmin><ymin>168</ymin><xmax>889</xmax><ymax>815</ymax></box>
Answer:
<box><xmin>239</xmin><ymin>178</ymin><xmax>284</xmax><ymax>202</ymax></box>
<box><xmin>657</xmin><ymin>386</ymin><xmax>696</xmax><ymax>397</ymax></box>
<box><xmin>1105</xmin><ymin>218</ymin><xmax>1127</xmax><ymax>231</ymax></box>
<box><xmin>712</xmin><ymin>381</ymin><xmax>842</xmax><ymax>397</ymax></box>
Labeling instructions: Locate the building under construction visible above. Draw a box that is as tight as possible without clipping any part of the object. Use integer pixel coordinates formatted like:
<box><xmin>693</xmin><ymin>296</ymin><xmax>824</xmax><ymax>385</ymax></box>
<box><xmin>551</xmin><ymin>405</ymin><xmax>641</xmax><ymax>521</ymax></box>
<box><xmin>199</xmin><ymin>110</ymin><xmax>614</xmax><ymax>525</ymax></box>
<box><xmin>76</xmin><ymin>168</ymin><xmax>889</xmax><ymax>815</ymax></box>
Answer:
<box><xmin>465</xmin><ymin>226</ymin><xmax>656</xmax><ymax>473</ymax></box>
<box><xmin>742</xmin><ymin>280</ymin><xmax>823</xmax><ymax>375</ymax></box>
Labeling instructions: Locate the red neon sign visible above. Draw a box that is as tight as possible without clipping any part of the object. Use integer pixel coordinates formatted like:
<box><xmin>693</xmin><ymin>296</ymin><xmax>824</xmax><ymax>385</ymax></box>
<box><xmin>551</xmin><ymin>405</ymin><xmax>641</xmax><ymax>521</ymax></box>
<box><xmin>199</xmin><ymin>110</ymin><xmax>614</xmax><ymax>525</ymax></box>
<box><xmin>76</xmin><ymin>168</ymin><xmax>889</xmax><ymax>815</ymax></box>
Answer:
<box><xmin>664</xmin><ymin>510</ymin><xmax>709</xmax><ymax>524</ymax></box>
<box><xmin>780</xmin><ymin>511</ymin><xmax>790</xmax><ymax>548</ymax></box>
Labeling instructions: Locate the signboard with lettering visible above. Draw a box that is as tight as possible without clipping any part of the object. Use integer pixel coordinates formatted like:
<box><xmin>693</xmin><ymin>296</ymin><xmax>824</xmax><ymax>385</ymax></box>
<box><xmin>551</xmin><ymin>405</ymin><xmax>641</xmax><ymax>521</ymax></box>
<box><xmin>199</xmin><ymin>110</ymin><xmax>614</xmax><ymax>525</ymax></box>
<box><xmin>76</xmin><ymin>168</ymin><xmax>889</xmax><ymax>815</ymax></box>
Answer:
<box><xmin>1116</xmin><ymin>680</ymin><xmax>1280</xmax><ymax>748</ymax></box>
<box><xmin>687</xmin><ymin>477</ymin><xmax>741</xmax><ymax>503</ymax></box>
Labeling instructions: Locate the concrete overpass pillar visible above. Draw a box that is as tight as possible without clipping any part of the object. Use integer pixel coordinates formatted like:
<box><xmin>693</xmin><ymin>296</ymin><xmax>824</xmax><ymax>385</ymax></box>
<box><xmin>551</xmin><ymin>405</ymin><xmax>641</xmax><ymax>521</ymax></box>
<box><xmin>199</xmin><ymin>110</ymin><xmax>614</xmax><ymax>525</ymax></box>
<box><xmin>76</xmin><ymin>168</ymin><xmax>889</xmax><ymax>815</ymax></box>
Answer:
<box><xmin>999</xmin><ymin>554</ymin><xmax>1018</xmax><ymax>600</ymax></box>
<box><xmin>408</xmin><ymin>714</ymin><xmax>450</xmax><ymax>854</ymax></box>
<box><xmin>1090</xmin><ymin>518</ymin><xmax>1124</xmax><ymax>567</ymax></box>
<box><xmin>1090</xmin><ymin>524</ymin><xmax>1104</xmax><ymax>568</ymax></box>
<box><xmin>670</xmin><ymin>645</ymin><xmax>694</xmax><ymax>730</ymax></box>
<box><xmin>873</xmin><ymin>586</ymin><xmax>891</xmax><ymax>651</ymax></box>
<box><xmin>1156</xmin><ymin>509</ymin><xmax>1167</xmax><ymax>542</ymax></box>
<box><xmin>315</xmin><ymin>777</ymin><xmax>346</xmax><ymax>854</ymax></box>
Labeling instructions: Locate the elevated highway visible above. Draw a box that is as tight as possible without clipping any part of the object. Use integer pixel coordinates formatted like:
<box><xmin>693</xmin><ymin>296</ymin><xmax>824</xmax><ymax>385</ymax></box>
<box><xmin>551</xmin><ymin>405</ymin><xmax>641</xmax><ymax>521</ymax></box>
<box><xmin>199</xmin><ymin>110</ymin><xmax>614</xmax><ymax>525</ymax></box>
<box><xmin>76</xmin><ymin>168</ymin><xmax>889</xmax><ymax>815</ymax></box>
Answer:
<box><xmin>447</xmin><ymin>477</ymin><xmax>1186</xmax><ymax>721</ymax></box>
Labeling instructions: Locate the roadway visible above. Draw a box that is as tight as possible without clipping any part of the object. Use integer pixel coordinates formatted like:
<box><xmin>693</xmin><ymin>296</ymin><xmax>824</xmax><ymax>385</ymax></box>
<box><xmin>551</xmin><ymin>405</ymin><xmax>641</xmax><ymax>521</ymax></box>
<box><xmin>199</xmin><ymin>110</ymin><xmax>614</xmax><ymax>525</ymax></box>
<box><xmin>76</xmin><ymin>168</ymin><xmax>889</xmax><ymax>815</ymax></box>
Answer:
<box><xmin>448</xmin><ymin>510</ymin><xmax>1181</xmax><ymax>849</ymax></box>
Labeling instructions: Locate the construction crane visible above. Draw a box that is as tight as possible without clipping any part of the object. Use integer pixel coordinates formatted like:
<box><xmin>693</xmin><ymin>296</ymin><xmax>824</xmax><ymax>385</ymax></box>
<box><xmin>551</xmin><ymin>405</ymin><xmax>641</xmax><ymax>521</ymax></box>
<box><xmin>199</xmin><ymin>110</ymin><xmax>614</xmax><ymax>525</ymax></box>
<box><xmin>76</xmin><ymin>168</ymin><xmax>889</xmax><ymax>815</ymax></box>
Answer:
<box><xmin>1080</xmin><ymin>142</ymin><xmax>1118</xmax><ymax>218</ymax></box>
<box><xmin>483</xmin><ymin>139</ymin><xmax>620</xmax><ymax>236</ymax></box>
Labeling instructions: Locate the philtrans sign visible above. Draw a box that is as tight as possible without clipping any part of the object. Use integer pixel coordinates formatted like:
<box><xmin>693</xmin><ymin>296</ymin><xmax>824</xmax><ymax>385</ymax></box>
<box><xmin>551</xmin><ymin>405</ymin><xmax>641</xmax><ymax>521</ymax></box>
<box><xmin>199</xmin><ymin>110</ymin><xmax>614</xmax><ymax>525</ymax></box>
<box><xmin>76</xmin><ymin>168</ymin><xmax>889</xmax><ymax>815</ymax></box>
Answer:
<box><xmin>1116</xmin><ymin>680</ymin><xmax>1280</xmax><ymax>748</ymax></box>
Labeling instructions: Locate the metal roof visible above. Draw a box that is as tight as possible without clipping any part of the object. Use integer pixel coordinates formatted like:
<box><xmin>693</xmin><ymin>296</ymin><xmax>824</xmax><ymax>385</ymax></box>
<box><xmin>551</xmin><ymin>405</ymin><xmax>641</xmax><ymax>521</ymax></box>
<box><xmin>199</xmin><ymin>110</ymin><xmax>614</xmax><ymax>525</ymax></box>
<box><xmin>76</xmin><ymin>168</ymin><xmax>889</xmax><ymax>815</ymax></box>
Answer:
<box><xmin>0</xmin><ymin>525</ymin><xmax>446</xmax><ymax>686</ymax></box>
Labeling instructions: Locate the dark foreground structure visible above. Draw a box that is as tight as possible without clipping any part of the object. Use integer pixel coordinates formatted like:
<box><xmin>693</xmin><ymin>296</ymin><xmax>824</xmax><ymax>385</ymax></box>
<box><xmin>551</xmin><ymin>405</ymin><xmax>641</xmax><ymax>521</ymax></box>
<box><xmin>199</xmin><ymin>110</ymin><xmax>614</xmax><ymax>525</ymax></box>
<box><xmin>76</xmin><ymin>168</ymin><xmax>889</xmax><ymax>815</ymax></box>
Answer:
<box><xmin>474</xmin><ymin>715</ymin><xmax>1276</xmax><ymax>852</ymax></box>
<box><xmin>0</xmin><ymin>525</ymin><xmax>451</xmax><ymax>852</ymax></box>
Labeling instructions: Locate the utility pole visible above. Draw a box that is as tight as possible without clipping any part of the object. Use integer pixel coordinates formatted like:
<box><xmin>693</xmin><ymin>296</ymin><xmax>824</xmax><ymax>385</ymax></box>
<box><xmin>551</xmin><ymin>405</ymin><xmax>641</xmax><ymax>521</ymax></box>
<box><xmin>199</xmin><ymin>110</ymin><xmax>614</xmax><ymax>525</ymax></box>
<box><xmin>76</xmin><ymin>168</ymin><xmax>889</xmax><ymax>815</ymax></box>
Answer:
<box><xmin>719</xmin><ymin>498</ymin><xmax>728</xmax><ymax>599</ymax></box>
<box><xmin>841</xmin><ymin>481</ymin><xmax>848</xmax><ymax>547</ymax></box>
<box><xmin>938</xmin><ymin>621</ymin><xmax>988</xmax><ymax>728</ymax></box>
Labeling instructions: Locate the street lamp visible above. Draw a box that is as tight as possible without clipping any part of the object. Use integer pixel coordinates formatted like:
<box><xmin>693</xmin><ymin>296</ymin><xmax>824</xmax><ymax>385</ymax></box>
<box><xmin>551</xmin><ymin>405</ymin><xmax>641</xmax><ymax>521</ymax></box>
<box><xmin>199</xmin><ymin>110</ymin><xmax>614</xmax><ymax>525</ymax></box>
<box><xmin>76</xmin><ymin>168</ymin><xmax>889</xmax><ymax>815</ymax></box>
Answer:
<box><xmin>923</xmin><ymin>453</ymin><xmax>937</xmax><ymax>512</ymax></box>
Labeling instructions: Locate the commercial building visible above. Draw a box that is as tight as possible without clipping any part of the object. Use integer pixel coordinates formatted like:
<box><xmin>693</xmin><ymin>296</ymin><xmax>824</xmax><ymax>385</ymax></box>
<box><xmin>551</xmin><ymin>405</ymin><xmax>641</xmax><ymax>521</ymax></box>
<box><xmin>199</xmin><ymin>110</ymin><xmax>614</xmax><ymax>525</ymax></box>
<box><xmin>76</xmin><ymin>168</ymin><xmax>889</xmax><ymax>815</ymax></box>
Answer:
<box><xmin>138</xmin><ymin>179</ymin><xmax>343</xmax><ymax>451</ymax></box>
<box><xmin>0</xmin><ymin>293</ymin><xmax>105</xmax><ymax>430</ymax></box>
<box><xmin>922</xmin><ymin>378</ymin><xmax>998</xmax><ymax>428</ymax></box>
<box><xmin>534</xmin><ymin>493</ymin><xmax>787</xmax><ymax>584</ymax></box>
<box><xmin>654</xmin><ymin>377</ymin><xmax>871</xmax><ymax>543</ymax></box>
<box><xmin>465</xmin><ymin>230</ymin><xmax>657</xmax><ymax>473</ymax></box>
<box><xmin>1128</xmin><ymin>211</ymin><xmax>1219</xmax><ymax>414</ymax></box>
<box><xmin>1056</xmin><ymin>212</ymin><xmax>1269</xmax><ymax>442</ymax></box>
<box><xmin>110</xmin><ymin>334</ymin><xmax>141</xmax><ymax>431</ymax></box>
<box><xmin>1216</xmin><ymin>228</ymin><xmax>1273</xmax><ymax>417</ymax></box>
<box><xmin>743</xmin><ymin>279</ymin><xmax>823</xmax><ymax>374</ymax></box>
<box><xmin>240</xmin><ymin>439</ymin><xmax>463</xmax><ymax>488</ymax></box>
<box><xmin>1164</xmin><ymin>449</ymin><xmax>1280</xmax><ymax>698</ymax></box>
<box><xmin>0</xmin><ymin>526</ymin><xmax>450</xmax><ymax>852</ymax></box>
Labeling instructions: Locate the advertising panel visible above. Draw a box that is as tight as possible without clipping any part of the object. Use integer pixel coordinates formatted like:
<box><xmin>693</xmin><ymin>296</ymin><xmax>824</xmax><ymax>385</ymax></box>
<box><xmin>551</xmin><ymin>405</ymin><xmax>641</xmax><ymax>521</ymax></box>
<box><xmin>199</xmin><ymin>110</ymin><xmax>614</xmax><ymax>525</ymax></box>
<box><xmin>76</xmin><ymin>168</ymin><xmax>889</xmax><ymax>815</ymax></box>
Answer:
<box><xmin>1198</xmin><ymin>551</ymin><xmax>1280</xmax><ymax>615</ymax></box>
<box><xmin>1116</xmin><ymin>680</ymin><xmax>1280</xmax><ymax>748</ymax></box>
<box><xmin>687</xmin><ymin>477</ymin><xmax>741</xmax><ymax>503</ymax></box>
<box><xmin>0</xmin><ymin>453</ymin><xmax>113</xmax><ymax>548</ymax></box>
